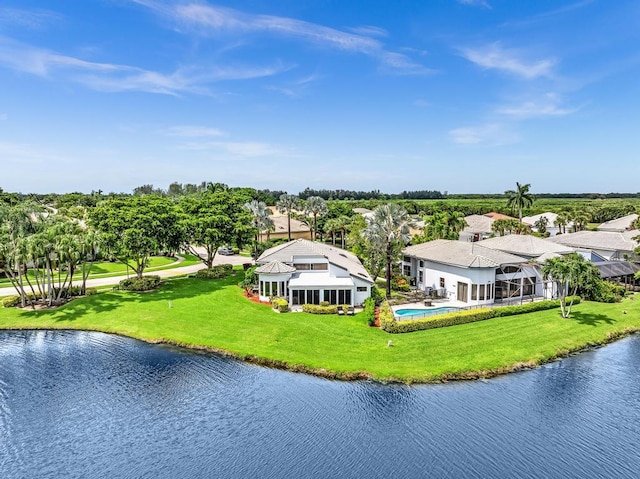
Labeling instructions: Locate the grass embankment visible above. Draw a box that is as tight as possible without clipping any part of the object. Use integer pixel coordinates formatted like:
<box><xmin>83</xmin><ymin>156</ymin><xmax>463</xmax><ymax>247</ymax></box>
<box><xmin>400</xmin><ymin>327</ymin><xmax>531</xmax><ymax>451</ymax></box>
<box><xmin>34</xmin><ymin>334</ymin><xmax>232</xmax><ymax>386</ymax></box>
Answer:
<box><xmin>1</xmin><ymin>275</ymin><xmax>639</xmax><ymax>383</ymax></box>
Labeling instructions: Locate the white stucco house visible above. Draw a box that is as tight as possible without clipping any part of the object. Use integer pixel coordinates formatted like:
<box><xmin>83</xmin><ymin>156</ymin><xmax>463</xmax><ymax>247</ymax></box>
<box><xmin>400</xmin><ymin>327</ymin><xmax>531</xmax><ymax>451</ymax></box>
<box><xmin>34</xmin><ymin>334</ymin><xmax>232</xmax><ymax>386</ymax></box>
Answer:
<box><xmin>521</xmin><ymin>212</ymin><xmax>571</xmax><ymax>237</ymax></box>
<box><xmin>255</xmin><ymin>239</ymin><xmax>373</xmax><ymax>306</ymax></box>
<box><xmin>402</xmin><ymin>239</ymin><xmax>552</xmax><ymax>305</ymax></box>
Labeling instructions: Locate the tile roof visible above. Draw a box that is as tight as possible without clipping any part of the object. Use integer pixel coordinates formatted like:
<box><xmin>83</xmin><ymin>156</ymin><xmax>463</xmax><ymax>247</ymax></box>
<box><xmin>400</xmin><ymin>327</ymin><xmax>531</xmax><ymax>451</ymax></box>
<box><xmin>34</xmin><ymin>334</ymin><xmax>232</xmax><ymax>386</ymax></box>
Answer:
<box><xmin>263</xmin><ymin>215</ymin><xmax>310</xmax><ymax>234</ymax></box>
<box><xmin>477</xmin><ymin>234</ymin><xmax>574</xmax><ymax>259</ymax></box>
<box><xmin>462</xmin><ymin>214</ymin><xmax>494</xmax><ymax>233</ymax></box>
<box><xmin>257</xmin><ymin>239</ymin><xmax>373</xmax><ymax>283</ymax></box>
<box><xmin>255</xmin><ymin>261</ymin><xmax>297</xmax><ymax>274</ymax></box>
<box><xmin>403</xmin><ymin>239</ymin><xmax>527</xmax><ymax>268</ymax></box>
<box><xmin>597</xmin><ymin>214</ymin><xmax>638</xmax><ymax>232</ymax></box>
<box><xmin>548</xmin><ymin>229</ymin><xmax>640</xmax><ymax>252</ymax></box>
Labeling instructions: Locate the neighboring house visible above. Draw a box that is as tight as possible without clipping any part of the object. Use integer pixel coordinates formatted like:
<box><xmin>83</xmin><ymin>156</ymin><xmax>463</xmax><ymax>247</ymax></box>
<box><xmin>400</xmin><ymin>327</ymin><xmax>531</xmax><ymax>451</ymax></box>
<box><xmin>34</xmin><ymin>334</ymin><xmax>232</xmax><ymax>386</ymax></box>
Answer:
<box><xmin>255</xmin><ymin>239</ymin><xmax>373</xmax><ymax>306</ymax></box>
<box><xmin>402</xmin><ymin>240</ymin><xmax>549</xmax><ymax>305</ymax></box>
<box><xmin>548</xmin><ymin>230</ymin><xmax>640</xmax><ymax>261</ymax></box>
<box><xmin>597</xmin><ymin>214</ymin><xmax>639</xmax><ymax>232</ymax></box>
<box><xmin>260</xmin><ymin>215</ymin><xmax>311</xmax><ymax>241</ymax></box>
<box><xmin>353</xmin><ymin>207</ymin><xmax>374</xmax><ymax>217</ymax></box>
<box><xmin>484</xmin><ymin>212</ymin><xmax>513</xmax><ymax>220</ymax></box>
<box><xmin>521</xmin><ymin>212</ymin><xmax>570</xmax><ymax>237</ymax></box>
<box><xmin>476</xmin><ymin>235</ymin><xmax>575</xmax><ymax>261</ymax></box>
<box><xmin>459</xmin><ymin>214</ymin><xmax>496</xmax><ymax>242</ymax></box>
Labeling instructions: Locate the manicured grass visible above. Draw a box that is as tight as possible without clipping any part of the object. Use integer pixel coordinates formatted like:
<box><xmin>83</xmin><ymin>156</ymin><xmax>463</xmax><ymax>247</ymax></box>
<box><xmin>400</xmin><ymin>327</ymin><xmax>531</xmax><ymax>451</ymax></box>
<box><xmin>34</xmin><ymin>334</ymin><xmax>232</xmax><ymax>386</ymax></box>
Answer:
<box><xmin>1</xmin><ymin>275</ymin><xmax>639</xmax><ymax>383</ymax></box>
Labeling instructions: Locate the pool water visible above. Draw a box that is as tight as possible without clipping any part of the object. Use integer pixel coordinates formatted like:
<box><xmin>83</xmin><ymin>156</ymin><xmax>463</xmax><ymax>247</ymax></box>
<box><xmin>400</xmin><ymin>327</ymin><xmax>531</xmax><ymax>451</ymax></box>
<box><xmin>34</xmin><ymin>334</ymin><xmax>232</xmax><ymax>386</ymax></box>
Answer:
<box><xmin>394</xmin><ymin>306</ymin><xmax>461</xmax><ymax>319</ymax></box>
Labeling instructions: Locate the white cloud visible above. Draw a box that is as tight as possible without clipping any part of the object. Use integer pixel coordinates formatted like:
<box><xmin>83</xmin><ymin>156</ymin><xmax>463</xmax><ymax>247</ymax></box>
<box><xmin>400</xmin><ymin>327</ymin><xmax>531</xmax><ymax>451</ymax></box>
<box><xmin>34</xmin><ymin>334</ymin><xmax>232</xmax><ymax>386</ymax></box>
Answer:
<box><xmin>348</xmin><ymin>25</ymin><xmax>388</xmax><ymax>38</ymax></box>
<box><xmin>459</xmin><ymin>42</ymin><xmax>556</xmax><ymax>79</ymax></box>
<box><xmin>135</xmin><ymin>1</ymin><xmax>431</xmax><ymax>75</ymax></box>
<box><xmin>449</xmin><ymin>123</ymin><xmax>520</xmax><ymax>146</ymax></box>
<box><xmin>162</xmin><ymin>125</ymin><xmax>226</xmax><ymax>137</ymax></box>
<box><xmin>457</xmin><ymin>0</ymin><xmax>491</xmax><ymax>8</ymax></box>
<box><xmin>496</xmin><ymin>93</ymin><xmax>579</xmax><ymax>119</ymax></box>
<box><xmin>0</xmin><ymin>36</ymin><xmax>288</xmax><ymax>95</ymax></box>
<box><xmin>0</xmin><ymin>7</ymin><xmax>62</xmax><ymax>30</ymax></box>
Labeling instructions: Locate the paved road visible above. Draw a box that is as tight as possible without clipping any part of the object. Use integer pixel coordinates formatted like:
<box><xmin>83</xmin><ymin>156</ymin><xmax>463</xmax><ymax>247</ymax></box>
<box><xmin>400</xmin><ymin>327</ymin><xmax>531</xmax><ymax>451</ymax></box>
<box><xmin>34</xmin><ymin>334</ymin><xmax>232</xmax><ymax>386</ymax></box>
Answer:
<box><xmin>0</xmin><ymin>253</ymin><xmax>253</xmax><ymax>298</ymax></box>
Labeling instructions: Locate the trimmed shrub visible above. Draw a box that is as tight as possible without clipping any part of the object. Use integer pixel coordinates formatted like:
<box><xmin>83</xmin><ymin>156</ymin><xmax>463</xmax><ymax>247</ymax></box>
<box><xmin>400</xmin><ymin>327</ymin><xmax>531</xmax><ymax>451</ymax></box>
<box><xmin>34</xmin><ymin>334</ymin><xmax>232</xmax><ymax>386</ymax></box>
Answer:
<box><xmin>320</xmin><ymin>301</ymin><xmax>330</xmax><ymax>307</ymax></box>
<box><xmin>391</xmin><ymin>275</ymin><xmax>411</xmax><ymax>292</ymax></box>
<box><xmin>272</xmin><ymin>297</ymin><xmax>289</xmax><ymax>313</ymax></box>
<box><xmin>363</xmin><ymin>297</ymin><xmax>376</xmax><ymax>326</ymax></box>
<box><xmin>2</xmin><ymin>295</ymin><xmax>21</xmax><ymax>308</ymax></box>
<box><xmin>119</xmin><ymin>275</ymin><xmax>161</xmax><ymax>292</ymax></box>
<box><xmin>302</xmin><ymin>304</ymin><xmax>339</xmax><ymax>314</ymax></box>
<box><xmin>85</xmin><ymin>287</ymin><xmax>98</xmax><ymax>296</ymax></box>
<box><xmin>195</xmin><ymin>264</ymin><xmax>233</xmax><ymax>279</ymax></box>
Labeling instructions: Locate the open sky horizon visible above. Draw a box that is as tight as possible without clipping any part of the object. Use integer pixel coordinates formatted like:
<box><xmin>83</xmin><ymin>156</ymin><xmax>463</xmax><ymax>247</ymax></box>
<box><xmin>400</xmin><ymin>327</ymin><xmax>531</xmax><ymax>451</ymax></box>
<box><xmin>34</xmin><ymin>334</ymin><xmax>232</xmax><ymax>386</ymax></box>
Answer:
<box><xmin>1</xmin><ymin>0</ymin><xmax>639</xmax><ymax>195</ymax></box>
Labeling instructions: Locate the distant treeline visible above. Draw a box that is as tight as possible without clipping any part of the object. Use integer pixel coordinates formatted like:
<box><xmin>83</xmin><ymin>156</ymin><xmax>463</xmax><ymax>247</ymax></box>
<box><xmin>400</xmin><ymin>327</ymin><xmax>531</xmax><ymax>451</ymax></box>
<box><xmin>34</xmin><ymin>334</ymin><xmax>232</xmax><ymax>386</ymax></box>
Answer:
<box><xmin>298</xmin><ymin>188</ymin><xmax>444</xmax><ymax>200</ymax></box>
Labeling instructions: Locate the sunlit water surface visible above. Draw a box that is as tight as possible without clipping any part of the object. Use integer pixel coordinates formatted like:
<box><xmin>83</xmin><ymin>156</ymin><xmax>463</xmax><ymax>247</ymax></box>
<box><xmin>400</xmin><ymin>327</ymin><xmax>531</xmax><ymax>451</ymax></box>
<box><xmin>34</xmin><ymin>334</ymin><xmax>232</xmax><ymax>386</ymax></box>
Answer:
<box><xmin>1</xmin><ymin>330</ymin><xmax>639</xmax><ymax>478</ymax></box>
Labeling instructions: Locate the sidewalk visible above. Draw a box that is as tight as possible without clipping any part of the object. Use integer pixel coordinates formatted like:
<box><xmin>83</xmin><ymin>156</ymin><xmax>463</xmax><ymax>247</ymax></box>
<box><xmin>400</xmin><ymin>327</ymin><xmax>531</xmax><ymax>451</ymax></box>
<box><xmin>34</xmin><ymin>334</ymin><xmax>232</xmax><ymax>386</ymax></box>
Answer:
<box><xmin>0</xmin><ymin>253</ymin><xmax>253</xmax><ymax>298</ymax></box>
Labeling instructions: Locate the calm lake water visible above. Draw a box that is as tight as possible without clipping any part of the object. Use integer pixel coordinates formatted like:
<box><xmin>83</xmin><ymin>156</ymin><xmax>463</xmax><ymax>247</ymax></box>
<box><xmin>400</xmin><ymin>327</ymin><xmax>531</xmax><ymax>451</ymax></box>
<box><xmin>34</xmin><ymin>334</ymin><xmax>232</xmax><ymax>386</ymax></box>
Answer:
<box><xmin>1</xmin><ymin>331</ymin><xmax>639</xmax><ymax>479</ymax></box>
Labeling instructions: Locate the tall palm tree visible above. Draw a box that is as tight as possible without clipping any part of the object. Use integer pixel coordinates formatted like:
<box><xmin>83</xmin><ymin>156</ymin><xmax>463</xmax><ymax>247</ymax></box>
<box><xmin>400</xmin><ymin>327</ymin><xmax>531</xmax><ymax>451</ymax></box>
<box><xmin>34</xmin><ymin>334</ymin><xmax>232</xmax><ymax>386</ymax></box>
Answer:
<box><xmin>276</xmin><ymin>194</ymin><xmax>299</xmax><ymax>241</ymax></box>
<box><xmin>303</xmin><ymin>196</ymin><xmax>328</xmax><ymax>241</ymax></box>
<box><xmin>554</xmin><ymin>211</ymin><xmax>571</xmax><ymax>234</ymax></box>
<box><xmin>324</xmin><ymin>218</ymin><xmax>339</xmax><ymax>245</ymax></box>
<box><xmin>243</xmin><ymin>200</ymin><xmax>274</xmax><ymax>258</ymax></box>
<box><xmin>542</xmin><ymin>254</ymin><xmax>597</xmax><ymax>318</ymax></box>
<box><xmin>362</xmin><ymin>204</ymin><xmax>414</xmax><ymax>298</ymax></box>
<box><xmin>505</xmin><ymin>182</ymin><xmax>534</xmax><ymax>223</ymax></box>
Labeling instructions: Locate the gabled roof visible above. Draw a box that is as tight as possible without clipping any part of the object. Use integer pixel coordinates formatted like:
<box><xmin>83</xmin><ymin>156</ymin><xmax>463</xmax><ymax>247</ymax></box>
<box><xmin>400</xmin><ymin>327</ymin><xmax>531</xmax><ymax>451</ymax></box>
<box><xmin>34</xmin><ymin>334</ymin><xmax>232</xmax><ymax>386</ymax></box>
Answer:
<box><xmin>477</xmin><ymin>235</ymin><xmax>574</xmax><ymax>259</ymax></box>
<box><xmin>257</xmin><ymin>239</ymin><xmax>373</xmax><ymax>283</ymax></box>
<box><xmin>462</xmin><ymin>214</ymin><xmax>494</xmax><ymax>234</ymax></box>
<box><xmin>255</xmin><ymin>261</ymin><xmax>297</xmax><ymax>274</ymax></box>
<box><xmin>597</xmin><ymin>214</ymin><xmax>638</xmax><ymax>232</ymax></box>
<box><xmin>484</xmin><ymin>212</ymin><xmax>514</xmax><ymax>220</ymax></box>
<box><xmin>403</xmin><ymin>239</ymin><xmax>527</xmax><ymax>269</ymax></box>
<box><xmin>353</xmin><ymin>207</ymin><xmax>373</xmax><ymax>215</ymax></box>
<box><xmin>548</xmin><ymin>229</ymin><xmax>640</xmax><ymax>252</ymax></box>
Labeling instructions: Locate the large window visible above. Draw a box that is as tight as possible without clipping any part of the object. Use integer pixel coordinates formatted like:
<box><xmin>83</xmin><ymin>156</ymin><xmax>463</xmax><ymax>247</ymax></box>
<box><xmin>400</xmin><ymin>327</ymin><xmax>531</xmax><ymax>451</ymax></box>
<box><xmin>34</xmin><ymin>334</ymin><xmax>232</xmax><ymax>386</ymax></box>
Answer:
<box><xmin>440</xmin><ymin>277</ymin><xmax>445</xmax><ymax>288</ymax></box>
<box><xmin>294</xmin><ymin>263</ymin><xmax>328</xmax><ymax>271</ymax></box>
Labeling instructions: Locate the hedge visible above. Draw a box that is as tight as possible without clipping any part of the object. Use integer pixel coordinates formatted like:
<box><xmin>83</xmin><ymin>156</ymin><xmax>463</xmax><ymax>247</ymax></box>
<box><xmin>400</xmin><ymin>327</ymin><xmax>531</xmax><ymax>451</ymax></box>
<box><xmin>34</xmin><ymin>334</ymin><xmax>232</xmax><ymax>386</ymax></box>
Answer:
<box><xmin>2</xmin><ymin>287</ymin><xmax>99</xmax><ymax>308</ymax></box>
<box><xmin>363</xmin><ymin>297</ymin><xmax>376</xmax><ymax>326</ymax></box>
<box><xmin>272</xmin><ymin>297</ymin><xmax>289</xmax><ymax>313</ymax></box>
<box><xmin>381</xmin><ymin>296</ymin><xmax>582</xmax><ymax>334</ymax></box>
<box><xmin>302</xmin><ymin>304</ymin><xmax>339</xmax><ymax>314</ymax></box>
<box><xmin>195</xmin><ymin>264</ymin><xmax>234</xmax><ymax>279</ymax></box>
<box><xmin>119</xmin><ymin>275</ymin><xmax>162</xmax><ymax>292</ymax></box>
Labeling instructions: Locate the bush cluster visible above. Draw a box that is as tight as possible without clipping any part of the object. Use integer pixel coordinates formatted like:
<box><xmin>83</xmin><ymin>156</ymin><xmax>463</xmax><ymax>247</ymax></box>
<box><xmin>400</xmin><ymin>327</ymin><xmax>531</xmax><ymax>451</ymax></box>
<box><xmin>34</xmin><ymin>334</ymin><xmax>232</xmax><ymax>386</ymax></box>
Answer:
<box><xmin>2</xmin><ymin>287</ymin><xmax>100</xmax><ymax>308</ymax></box>
<box><xmin>581</xmin><ymin>280</ymin><xmax>625</xmax><ymax>303</ymax></box>
<box><xmin>195</xmin><ymin>264</ymin><xmax>233</xmax><ymax>279</ymax></box>
<box><xmin>302</xmin><ymin>304</ymin><xmax>339</xmax><ymax>314</ymax></box>
<box><xmin>363</xmin><ymin>297</ymin><xmax>376</xmax><ymax>326</ymax></box>
<box><xmin>391</xmin><ymin>275</ymin><xmax>411</xmax><ymax>292</ymax></box>
<box><xmin>119</xmin><ymin>275</ymin><xmax>161</xmax><ymax>291</ymax></box>
<box><xmin>271</xmin><ymin>297</ymin><xmax>289</xmax><ymax>313</ymax></box>
<box><xmin>381</xmin><ymin>296</ymin><xmax>583</xmax><ymax>334</ymax></box>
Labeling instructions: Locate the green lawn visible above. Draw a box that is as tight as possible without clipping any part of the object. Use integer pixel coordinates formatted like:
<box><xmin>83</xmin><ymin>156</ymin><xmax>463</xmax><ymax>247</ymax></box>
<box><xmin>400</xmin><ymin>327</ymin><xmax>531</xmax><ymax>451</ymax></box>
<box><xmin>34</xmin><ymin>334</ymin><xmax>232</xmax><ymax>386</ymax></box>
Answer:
<box><xmin>0</xmin><ymin>254</ymin><xmax>202</xmax><ymax>285</ymax></box>
<box><xmin>1</xmin><ymin>275</ymin><xmax>639</xmax><ymax>383</ymax></box>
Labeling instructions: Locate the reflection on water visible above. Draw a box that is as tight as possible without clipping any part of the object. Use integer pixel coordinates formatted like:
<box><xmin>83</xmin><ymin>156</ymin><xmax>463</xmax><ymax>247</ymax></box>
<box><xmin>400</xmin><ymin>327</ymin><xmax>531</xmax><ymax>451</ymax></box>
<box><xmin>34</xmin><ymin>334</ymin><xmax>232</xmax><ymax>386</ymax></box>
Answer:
<box><xmin>1</xmin><ymin>331</ymin><xmax>639</xmax><ymax>478</ymax></box>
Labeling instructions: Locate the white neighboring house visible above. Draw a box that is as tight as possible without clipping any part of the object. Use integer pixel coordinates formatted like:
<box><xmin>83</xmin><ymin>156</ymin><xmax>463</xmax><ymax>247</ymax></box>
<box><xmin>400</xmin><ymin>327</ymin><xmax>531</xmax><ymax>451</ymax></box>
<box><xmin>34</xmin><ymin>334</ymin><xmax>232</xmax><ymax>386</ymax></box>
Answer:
<box><xmin>597</xmin><ymin>214</ymin><xmax>638</xmax><ymax>232</ymax></box>
<box><xmin>402</xmin><ymin>239</ymin><xmax>550</xmax><ymax>305</ymax></box>
<box><xmin>255</xmin><ymin>239</ymin><xmax>373</xmax><ymax>306</ymax></box>
<box><xmin>548</xmin><ymin>230</ymin><xmax>640</xmax><ymax>261</ymax></box>
<box><xmin>476</xmin><ymin>235</ymin><xmax>575</xmax><ymax>261</ymax></box>
<box><xmin>459</xmin><ymin>214</ymin><xmax>495</xmax><ymax>242</ymax></box>
<box><xmin>522</xmin><ymin>212</ymin><xmax>570</xmax><ymax>237</ymax></box>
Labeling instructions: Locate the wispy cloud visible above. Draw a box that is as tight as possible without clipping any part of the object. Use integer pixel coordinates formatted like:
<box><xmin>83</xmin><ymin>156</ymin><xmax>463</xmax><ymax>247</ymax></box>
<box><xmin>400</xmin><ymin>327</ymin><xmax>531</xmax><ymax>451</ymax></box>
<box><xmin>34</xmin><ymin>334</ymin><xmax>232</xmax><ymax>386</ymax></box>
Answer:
<box><xmin>267</xmin><ymin>73</ymin><xmax>321</xmax><ymax>98</ymax></box>
<box><xmin>449</xmin><ymin>123</ymin><xmax>520</xmax><ymax>146</ymax></box>
<box><xmin>501</xmin><ymin>0</ymin><xmax>595</xmax><ymax>28</ymax></box>
<box><xmin>457</xmin><ymin>0</ymin><xmax>491</xmax><ymax>9</ymax></box>
<box><xmin>134</xmin><ymin>1</ymin><xmax>431</xmax><ymax>75</ymax></box>
<box><xmin>0</xmin><ymin>7</ymin><xmax>62</xmax><ymax>30</ymax></box>
<box><xmin>0</xmin><ymin>36</ymin><xmax>288</xmax><ymax>95</ymax></box>
<box><xmin>162</xmin><ymin>125</ymin><xmax>226</xmax><ymax>137</ymax></box>
<box><xmin>459</xmin><ymin>42</ymin><xmax>556</xmax><ymax>79</ymax></box>
<box><xmin>496</xmin><ymin>93</ymin><xmax>579</xmax><ymax>119</ymax></box>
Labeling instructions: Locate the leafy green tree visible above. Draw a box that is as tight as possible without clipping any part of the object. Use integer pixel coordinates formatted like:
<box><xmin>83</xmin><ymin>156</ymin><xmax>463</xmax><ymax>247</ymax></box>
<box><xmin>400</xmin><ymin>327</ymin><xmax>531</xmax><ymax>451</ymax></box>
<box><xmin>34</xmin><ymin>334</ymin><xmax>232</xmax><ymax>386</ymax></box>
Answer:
<box><xmin>361</xmin><ymin>204</ymin><xmax>414</xmax><ymax>298</ymax></box>
<box><xmin>422</xmin><ymin>211</ymin><xmax>468</xmax><ymax>241</ymax></box>
<box><xmin>276</xmin><ymin>194</ymin><xmax>300</xmax><ymax>241</ymax></box>
<box><xmin>303</xmin><ymin>196</ymin><xmax>328</xmax><ymax>241</ymax></box>
<box><xmin>179</xmin><ymin>191</ymin><xmax>253</xmax><ymax>269</ymax></box>
<box><xmin>505</xmin><ymin>182</ymin><xmax>534</xmax><ymax>223</ymax></box>
<box><xmin>542</xmin><ymin>253</ymin><xmax>599</xmax><ymax>318</ymax></box>
<box><xmin>90</xmin><ymin>196</ymin><xmax>183</xmax><ymax>278</ymax></box>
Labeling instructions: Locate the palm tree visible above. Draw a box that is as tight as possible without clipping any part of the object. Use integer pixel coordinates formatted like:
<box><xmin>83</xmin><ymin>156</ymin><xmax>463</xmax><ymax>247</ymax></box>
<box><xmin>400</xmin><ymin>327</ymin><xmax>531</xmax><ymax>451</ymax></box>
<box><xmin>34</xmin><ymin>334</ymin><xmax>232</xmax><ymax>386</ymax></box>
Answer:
<box><xmin>534</xmin><ymin>216</ymin><xmax>549</xmax><ymax>235</ymax></box>
<box><xmin>276</xmin><ymin>194</ymin><xmax>299</xmax><ymax>241</ymax></box>
<box><xmin>324</xmin><ymin>218</ymin><xmax>339</xmax><ymax>245</ymax></box>
<box><xmin>243</xmin><ymin>200</ymin><xmax>274</xmax><ymax>258</ymax></box>
<box><xmin>554</xmin><ymin>211</ymin><xmax>571</xmax><ymax>234</ymax></box>
<box><xmin>303</xmin><ymin>196</ymin><xmax>328</xmax><ymax>241</ymax></box>
<box><xmin>505</xmin><ymin>182</ymin><xmax>534</xmax><ymax>223</ymax></box>
<box><xmin>542</xmin><ymin>254</ymin><xmax>597</xmax><ymax>318</ymax></box>
<box><xmin>334</xmin><ymin>215</ymin><xmax>351</xmax><ymax>249</ymax></box>
<box><xmin>362</xmin><ymin>204</ymin><xmax>414</xmax><ymax>298</ymax></box>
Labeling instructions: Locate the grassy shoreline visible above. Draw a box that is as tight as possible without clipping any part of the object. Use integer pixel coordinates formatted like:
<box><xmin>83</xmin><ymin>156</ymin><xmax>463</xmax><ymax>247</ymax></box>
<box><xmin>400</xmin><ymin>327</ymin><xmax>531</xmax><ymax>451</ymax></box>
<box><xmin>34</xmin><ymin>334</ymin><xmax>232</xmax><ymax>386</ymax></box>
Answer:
<box><xmin>1</xmin><ymin>275</ymin><xmax>639</xmax><ymax>384</ymax></box>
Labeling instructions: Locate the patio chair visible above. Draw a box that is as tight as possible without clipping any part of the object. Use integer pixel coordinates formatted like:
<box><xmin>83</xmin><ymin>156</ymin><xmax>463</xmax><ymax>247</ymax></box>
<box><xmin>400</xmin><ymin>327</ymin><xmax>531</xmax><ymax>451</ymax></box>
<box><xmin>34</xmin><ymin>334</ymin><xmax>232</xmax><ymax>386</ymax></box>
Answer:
<box><xmin>347</xmin><ymin>306</ymin><xmax>355</xmax><ymax>315</ymax></box>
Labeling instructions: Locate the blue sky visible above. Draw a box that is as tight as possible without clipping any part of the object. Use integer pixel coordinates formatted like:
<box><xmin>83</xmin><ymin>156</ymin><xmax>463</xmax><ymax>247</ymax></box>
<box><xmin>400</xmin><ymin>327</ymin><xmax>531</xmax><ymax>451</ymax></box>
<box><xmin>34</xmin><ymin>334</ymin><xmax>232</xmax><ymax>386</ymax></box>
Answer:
<box><xmin>1</xmin><ymin>0</ymin><xmax>639</xmax><ymax>194</ymax></box>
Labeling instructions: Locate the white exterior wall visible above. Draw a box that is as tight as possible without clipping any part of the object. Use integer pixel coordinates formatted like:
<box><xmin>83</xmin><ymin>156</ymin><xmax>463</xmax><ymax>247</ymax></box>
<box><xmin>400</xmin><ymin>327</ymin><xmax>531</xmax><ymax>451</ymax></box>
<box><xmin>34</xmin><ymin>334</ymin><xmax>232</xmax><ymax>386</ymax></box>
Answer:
<box><xmin>258</xmin><ymin>272</ymin><xmax>293</xmax><ymax>302</ymax></box>
<box><xmin>423</xmin><ymin>261</ymin><xmax>496</xmax><ymax>304</ymax></box>
<box><xmin>353</xmin><ymin>276</ymin><xmax>372</xmax><ymax>305</ymax></box>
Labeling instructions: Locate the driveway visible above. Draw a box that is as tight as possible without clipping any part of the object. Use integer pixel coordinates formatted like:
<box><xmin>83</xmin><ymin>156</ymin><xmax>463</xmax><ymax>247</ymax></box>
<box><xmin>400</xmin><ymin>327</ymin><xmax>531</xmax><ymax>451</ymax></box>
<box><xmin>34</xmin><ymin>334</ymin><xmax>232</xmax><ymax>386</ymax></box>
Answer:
<box><xmin>0</xmin><ymin>253</ymin><xmax>253</xmax><ymax>298</ymax></box>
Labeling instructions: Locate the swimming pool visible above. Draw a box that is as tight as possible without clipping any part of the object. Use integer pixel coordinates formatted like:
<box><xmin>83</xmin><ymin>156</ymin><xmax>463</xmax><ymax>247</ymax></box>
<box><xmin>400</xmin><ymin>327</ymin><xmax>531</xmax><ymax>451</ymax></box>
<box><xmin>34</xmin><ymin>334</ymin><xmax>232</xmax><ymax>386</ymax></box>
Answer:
<box><xmin>394</xmin><ymin>307</ymin><xmax>462</xmax><ymax>320</ymax></box>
